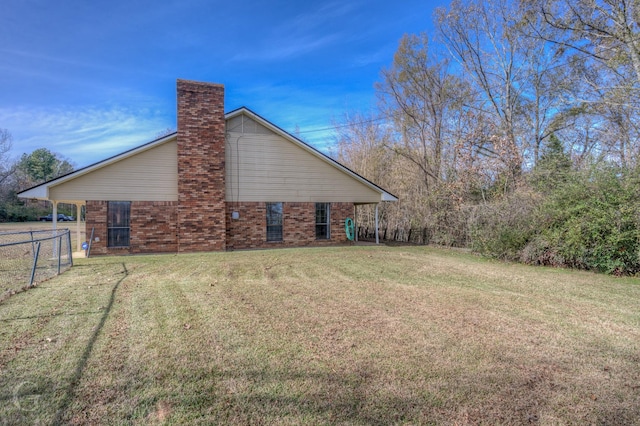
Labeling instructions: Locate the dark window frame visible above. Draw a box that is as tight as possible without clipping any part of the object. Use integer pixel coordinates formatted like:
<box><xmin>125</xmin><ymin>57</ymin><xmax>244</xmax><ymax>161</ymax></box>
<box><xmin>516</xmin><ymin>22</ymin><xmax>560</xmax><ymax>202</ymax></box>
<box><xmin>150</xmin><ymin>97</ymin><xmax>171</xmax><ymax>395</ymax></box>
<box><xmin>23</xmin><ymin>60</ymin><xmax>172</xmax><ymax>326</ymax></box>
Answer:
<box><xmin>107</xmin><ymin>201</ymin><xmax>131</xmax><ymax>248</ymax></box>
<box><xmin>266</xmin><ymin>202</ymin><xmax>283</xmax><ymax>242</ymax></box>
<box><xmin>315</xmin><ymin>203</ymin><xmax>330</xmax><ymax>240</ymax></box>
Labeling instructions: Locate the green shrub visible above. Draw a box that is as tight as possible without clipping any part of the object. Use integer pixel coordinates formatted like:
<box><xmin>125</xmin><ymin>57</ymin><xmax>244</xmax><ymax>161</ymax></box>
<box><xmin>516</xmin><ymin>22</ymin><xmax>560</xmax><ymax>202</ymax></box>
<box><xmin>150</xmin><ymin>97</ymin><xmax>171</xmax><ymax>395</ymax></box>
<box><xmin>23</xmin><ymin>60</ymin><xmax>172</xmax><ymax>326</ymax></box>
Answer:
<box><xmin>520</xmin><ymin>236</ymin><xmax>565</xmax><ymax>267</ymax></box>
<box><xmin>528</xmin><ymin>164</ymin><xmax>640</xmax><ymax>275</ymax></box>
<box><xmin>469</xmin><ymin>191</ymin><xmax>541</xmax><ymax>260</ymax></box>
<box><xmin>470</xmin><ymin>162</ymin><xmax>640</xmax><ymax>275</ymax></box>
<box><xmin>0</xmin><ymin>202</ymin><xmax>49</xmax><ymax>222</ymax></box>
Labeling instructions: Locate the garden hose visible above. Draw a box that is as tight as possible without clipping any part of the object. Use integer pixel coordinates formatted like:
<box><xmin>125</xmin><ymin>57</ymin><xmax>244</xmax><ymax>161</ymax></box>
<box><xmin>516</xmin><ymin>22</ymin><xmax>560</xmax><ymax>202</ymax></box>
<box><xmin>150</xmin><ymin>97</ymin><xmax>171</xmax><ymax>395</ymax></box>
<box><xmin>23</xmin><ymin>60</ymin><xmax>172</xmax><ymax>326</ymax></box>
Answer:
<box><xmin>345</xmin><ymin>217</ymin><xmax>355</xmax><ymax>241</ymax></box>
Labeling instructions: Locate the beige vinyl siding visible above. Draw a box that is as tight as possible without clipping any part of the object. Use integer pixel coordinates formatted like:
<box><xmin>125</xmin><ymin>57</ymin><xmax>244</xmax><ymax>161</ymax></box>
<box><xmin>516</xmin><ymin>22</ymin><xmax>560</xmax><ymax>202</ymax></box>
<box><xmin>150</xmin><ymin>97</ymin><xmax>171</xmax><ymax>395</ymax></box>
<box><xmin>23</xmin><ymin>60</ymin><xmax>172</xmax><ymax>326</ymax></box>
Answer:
<box><xmin>227</xmin><ymin>114</ymin><xmax>273</xmax><ymax>135</ymax></box>
<box><xmin>225</xmin><ymin>130</ymin><xmax>381</xmax><ymax>203</ymax></box>
<box><xmin>49</xmin><ymin>140</ymin><xmax>178</xmax><ymax>201</ymax></box>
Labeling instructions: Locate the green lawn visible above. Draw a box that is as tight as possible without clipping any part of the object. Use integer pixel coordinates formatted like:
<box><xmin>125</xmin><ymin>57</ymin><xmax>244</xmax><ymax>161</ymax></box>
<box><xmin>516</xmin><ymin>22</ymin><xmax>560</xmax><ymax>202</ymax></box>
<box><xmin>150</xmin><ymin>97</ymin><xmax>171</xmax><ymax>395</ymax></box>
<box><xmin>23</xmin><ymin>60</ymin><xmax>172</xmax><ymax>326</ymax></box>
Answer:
<box><xmin>1</xmin><ymin>246</ymin><xmax>639</xmax><ymax>425</ymax></box>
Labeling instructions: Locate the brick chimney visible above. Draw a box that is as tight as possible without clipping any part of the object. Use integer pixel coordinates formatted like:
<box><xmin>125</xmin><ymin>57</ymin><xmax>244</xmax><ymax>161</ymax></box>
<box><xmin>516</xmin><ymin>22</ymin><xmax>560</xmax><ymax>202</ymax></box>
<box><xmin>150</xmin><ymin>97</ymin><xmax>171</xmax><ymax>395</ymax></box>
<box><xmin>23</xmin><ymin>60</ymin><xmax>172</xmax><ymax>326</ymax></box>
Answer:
<box><xmin>176</xmin><ymin>79</ymin><xmax>226</xmax><ymax>252</ymax></box>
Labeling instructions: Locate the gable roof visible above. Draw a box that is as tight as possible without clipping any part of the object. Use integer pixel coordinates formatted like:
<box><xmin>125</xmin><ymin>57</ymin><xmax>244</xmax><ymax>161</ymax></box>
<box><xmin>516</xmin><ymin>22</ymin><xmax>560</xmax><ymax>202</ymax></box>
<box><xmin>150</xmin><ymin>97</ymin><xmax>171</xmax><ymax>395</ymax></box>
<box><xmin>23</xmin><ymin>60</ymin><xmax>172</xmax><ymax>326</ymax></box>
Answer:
<box><xmin>17</xmin><ymin>132</ymin><xmax>178</xmax><ymax>200</ymax></box>
<box><xmin>225</xmin><ymin>107</ymin><xmax>397</xmax><ymax>202</ymax></box>
<box><xmin>18</xmin><ymin>109</ymin><xmax>397</xmax><ymax>203</ymax></box>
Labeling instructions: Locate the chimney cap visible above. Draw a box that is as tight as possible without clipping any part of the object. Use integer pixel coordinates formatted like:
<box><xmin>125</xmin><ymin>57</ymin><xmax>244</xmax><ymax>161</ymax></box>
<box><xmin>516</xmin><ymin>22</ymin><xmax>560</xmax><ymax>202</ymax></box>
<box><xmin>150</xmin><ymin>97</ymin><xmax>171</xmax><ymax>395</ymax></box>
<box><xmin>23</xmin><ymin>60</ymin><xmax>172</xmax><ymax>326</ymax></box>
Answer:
<box><xmin>177</xmin><ymin>79</ymin><xmax>224</xmax><ymax>91</ymax></box>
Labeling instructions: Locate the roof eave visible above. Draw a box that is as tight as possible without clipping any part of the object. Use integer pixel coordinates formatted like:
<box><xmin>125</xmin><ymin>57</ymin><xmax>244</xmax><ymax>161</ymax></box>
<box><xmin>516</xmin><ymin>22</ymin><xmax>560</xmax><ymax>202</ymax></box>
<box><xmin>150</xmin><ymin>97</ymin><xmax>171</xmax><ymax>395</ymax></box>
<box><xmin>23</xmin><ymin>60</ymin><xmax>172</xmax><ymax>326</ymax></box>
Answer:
<box><xmin>17</xmin><ymin>185</ymin><xmax>49</xmax><ymax>200</ymax></box>
<box><xmin>382</xmin><ymin>192</ymin><xmax>398</xmax><ymax>202</ymax></box>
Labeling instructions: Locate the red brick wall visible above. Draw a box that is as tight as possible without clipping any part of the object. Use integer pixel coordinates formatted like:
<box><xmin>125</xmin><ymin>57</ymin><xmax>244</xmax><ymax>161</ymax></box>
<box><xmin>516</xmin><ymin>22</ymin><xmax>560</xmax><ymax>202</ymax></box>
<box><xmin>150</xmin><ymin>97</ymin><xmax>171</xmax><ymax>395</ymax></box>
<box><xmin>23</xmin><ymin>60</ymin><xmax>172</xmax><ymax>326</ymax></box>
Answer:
<box><xmin>328</xmin><ymin>202</ymin><xmax>353</xmax><ymax>242</ymax></box>
<box><xmin>85</xmin><ymin>200</ymin><xmax>108</xmax><ymax>255</ymax></box>
<box><xmin>226</xmin><ymin>202</ymin><xmax>266</xmax><ymax>250</ymax></box>
<box><xmin>176</xmin><ymin>80</ymin><xmax>226</xmax><ymax>252</ymax></box>
<box><xmin>130</xmin><ymin>201</ymin><xmax>178</xmax><ymax>253</ymax></box>
<box><xmin>85</xmin><ymin>200</ymin><xmax>178</xmax><ymax>255</ymax></box>
<box><xmin>226</xmin><ymin>202</ymin><xmax>354</xmax><ymax>250</ymax></box>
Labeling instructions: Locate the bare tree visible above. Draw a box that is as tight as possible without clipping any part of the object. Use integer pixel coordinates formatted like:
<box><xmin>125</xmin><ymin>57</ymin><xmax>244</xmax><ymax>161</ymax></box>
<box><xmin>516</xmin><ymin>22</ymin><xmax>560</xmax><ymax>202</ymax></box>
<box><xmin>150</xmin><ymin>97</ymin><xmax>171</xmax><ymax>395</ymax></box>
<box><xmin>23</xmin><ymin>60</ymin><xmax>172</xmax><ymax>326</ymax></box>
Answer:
<box><xmin>539</xmin><ymin>0</ymin><xmax>640</xmax><ymax>85</ymax></box>
<box><xmin>333</xmin><ymin>111</ymin><xmax>398</xmax><ymax>227</ymax></box>
<box><xmin>436</xmin><ymin>0</ymin><xmax>526</xmax><ymax>182</ymax></box>
<box><xmin>532</xmin><ymin>0</ymin><xmax>640</xmax><ymax>165</ymax></box>
<box><xmin>436</xmin><ymin>0</ymin><xmax>576</xmax><ymax>178</ymax></box>
<box><xmin>376</xmin><ymin>33</ymin><xmax>467</xmax><ymax>190</ymax></box>
<box><xmin>0</xmin><ymin>129</ymin><xmax>15</xmax><ymax>186</ymax></box>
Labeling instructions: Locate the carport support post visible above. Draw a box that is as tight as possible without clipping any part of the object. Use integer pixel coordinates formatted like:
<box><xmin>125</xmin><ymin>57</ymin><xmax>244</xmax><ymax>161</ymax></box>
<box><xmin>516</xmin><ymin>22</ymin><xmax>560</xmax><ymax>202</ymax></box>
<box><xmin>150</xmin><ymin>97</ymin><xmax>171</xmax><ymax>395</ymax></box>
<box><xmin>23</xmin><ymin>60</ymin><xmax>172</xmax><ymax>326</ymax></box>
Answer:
<box><xmin>75</xmin><ymin>202</ymin><xmax>83</xmax><ymax>253</ymax></box>
<box><xmin>52</xmin><ymin>201</ymin><xmax>58</xmax><ymax>231</ymax></box>
<box><xmin>52</xmin><ymin>200</ymin><xmax>58</xmax><ymax>257</ymax></box>
<box><xmin>375</xmin><ymin>203</ymin><xmax>379</xmax><ymax>245</ymax></box>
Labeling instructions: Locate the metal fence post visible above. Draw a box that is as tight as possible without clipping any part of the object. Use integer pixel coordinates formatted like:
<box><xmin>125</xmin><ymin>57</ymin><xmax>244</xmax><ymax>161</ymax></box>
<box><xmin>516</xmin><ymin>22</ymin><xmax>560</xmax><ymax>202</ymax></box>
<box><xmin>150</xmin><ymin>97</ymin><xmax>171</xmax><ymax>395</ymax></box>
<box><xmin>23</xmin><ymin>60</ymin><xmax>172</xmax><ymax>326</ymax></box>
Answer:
<box><xmin>30</xmin><ymin>230</ymin><xmax>35</xmax><ymax>256</ymax></box>
<box><xmin>66</xmin><ymin>230</ymin><xmax>73</xmax><ymax>267</ymax></box>
<box><xmin>57</xmin><ymin>235</ymin><xmax>62</xmax><ymax>275</ymax></box>
<box><xmin>87</xmin><ymin>227</ymin><xmax>95</xmax><ymax>258</ymax></box>
<box><xmin>52</xmin><ymin>229</ymin><xmax>58</xmax><ymax>259</ymax></box>
<box><xmin>30</xmin><ymin>242</ymin><xmax>41</xmax><ymax>287</ymax></box>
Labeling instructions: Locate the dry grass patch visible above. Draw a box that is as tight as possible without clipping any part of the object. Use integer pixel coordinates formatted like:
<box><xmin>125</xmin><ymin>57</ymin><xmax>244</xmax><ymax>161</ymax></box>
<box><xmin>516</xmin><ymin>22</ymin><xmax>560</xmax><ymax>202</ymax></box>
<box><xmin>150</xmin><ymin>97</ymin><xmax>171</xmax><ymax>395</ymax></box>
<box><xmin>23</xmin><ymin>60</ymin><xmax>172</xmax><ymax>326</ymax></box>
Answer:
<box><xmin>1</xmin><ymin>246</ymin><xmax>639</xmax><ymax>424</ymax></box>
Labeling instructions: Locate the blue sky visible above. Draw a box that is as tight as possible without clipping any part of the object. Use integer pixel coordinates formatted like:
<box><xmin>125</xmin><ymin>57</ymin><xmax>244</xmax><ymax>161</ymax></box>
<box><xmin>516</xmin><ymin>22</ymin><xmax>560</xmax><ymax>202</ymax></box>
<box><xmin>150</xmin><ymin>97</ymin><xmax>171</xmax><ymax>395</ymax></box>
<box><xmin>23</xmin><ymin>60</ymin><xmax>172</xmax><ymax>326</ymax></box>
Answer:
<box><xmin>1</xmin><ymin>0</ymin><xmax>448</xmax><ymax>168</ymax></box>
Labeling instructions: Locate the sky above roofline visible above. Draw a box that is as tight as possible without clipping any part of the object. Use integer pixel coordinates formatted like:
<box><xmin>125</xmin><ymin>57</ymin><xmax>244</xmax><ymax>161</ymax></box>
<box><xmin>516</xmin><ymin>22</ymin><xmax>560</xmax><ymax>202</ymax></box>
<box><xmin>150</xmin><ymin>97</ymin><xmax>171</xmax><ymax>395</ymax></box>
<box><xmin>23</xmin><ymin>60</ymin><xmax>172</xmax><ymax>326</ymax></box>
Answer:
<box><xmin>1</xmin><ymin>0</ymin><xmax>449</xmax><ymax>169</ymax></box>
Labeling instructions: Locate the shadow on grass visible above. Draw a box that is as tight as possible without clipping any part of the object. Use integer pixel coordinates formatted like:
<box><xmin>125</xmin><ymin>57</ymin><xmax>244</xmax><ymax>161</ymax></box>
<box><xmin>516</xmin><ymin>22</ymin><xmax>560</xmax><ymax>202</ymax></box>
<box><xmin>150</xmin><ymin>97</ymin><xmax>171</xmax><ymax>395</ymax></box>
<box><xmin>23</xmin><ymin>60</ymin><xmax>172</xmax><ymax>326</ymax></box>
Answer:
<box><xmin>0</xmin><ymin>310</ymin><xmax>104</xmax><ymax>323</ymax></box>
<box><xmin>158</xmin><ymin>365</ymin><xmax>449</xmax><ymax>425</ymax></box>
<box><xmin>52</xmin><ymin>262</ymin><xmax>128</xmax><ymax>425</ymax></box>
<box><xmin>151</xmin><ymin>362</ymin><xmax>640</xmax><ymax>425</ymax></box>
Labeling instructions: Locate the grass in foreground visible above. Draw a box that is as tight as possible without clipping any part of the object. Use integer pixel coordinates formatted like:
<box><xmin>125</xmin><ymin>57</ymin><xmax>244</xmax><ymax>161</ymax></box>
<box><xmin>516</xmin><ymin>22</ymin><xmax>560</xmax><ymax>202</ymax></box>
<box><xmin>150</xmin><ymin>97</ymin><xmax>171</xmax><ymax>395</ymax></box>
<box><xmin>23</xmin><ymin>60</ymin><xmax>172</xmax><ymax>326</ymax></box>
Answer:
<box><xmin>0</xmin><ymin>246</ymin><xmax>639</xmax><ymax>425</ymax></box>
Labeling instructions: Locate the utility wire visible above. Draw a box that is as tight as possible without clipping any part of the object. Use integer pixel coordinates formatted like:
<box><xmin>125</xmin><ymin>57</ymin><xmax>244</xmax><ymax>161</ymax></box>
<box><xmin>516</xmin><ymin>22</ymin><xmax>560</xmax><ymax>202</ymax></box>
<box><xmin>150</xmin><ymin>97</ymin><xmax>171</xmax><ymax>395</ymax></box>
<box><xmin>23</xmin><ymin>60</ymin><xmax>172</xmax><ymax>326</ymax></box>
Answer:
<box><xmin>294</xmin><ymin>116</ymin><xmax>389</xmax><ymax>134</ymax></box>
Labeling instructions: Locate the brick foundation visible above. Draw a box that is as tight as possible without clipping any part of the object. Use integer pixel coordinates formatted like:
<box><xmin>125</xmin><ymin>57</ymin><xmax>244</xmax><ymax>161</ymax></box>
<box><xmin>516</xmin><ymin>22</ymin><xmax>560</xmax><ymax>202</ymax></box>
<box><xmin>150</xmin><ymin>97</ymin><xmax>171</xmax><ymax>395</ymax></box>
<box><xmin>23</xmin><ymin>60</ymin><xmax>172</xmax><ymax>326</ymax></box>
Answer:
<box><xmin>226</xmin><ymin>202</ymin><xmax>354</xmax><ymax>250</ymax></box>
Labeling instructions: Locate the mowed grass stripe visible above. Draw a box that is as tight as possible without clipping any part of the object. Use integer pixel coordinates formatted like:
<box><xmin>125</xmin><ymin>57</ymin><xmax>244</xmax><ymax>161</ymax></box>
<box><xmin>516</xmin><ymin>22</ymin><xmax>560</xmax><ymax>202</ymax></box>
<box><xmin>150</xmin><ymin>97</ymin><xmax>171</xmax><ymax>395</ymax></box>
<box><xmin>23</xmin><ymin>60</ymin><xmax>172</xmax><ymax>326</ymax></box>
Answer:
<box><xmin>0</xmin><ymin>260</ymin><xmax>126</xmax><ymax>424</ymax></box>
<box><xmin>1</xmin><ymin>246</ymin><xmax>639</xmax><ymax>425</ymax></box>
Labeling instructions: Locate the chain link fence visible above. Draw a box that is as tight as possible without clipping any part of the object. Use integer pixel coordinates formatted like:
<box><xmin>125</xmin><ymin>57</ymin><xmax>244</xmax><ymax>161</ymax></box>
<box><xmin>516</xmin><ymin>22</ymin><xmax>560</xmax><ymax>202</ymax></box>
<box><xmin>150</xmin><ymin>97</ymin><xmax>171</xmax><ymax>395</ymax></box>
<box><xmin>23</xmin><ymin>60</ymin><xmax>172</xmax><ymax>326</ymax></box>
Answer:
<box><xmin>0</xmin><ymin>228</ymin><xmax>73</xmax><ymax>301</ymax></box>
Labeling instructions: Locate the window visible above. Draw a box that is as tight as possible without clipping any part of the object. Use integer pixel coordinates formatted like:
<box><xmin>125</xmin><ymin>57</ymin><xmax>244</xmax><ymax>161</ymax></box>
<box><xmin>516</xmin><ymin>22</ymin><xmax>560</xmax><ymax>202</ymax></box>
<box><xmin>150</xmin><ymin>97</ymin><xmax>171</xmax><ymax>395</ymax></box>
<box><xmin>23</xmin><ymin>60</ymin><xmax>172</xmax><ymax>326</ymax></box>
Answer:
<box><xmin>266</xmin><ymin>202</ymin><xmax>283</xmax><ymax>242</ymax></box>
<box><xmin>108</xmin><ymin>201</ymin><xmax>131</xmax><ymax>248</ymax></box>
<box><xmin>315</xmin><ymin>203</ymin><xmax>330</xmax><ymax>240</ymax></box>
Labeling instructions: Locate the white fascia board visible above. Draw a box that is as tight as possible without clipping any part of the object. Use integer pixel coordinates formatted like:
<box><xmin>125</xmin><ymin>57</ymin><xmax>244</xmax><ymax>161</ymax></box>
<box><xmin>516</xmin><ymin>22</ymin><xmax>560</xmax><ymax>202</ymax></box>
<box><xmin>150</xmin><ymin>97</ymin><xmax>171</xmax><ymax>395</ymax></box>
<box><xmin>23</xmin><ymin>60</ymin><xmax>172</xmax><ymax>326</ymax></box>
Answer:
<box><xmin>226</xmin><ymin>108</ymin><xmax>398</xmax><ymax>203</ymax></box>
<box><xmin>382</xmin><ymin>192</ymin><xmax>399</xmax><ymax>202</ymax></box>
<box><xmin>17</xmin><ymin>185</ymin><xmax>49</xmax><ymax>200</ymax></box>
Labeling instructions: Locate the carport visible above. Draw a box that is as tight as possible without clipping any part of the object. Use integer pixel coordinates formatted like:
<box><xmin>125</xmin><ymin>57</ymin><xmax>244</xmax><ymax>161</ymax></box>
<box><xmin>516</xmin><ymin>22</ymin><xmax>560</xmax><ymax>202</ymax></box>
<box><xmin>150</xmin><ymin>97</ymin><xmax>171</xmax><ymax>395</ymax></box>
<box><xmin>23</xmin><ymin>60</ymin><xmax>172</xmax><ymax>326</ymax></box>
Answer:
<box><xmin>19</xmin><ymin>183</ymin><xmax>86</xmax><ymax>256</ymax></box>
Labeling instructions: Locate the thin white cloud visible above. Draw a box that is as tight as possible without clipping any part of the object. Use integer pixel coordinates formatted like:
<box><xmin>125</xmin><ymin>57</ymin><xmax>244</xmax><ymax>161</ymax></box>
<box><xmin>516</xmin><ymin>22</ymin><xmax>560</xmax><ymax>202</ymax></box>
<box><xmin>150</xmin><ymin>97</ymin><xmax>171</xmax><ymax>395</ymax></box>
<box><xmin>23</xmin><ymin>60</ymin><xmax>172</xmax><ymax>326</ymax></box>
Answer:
<box><xmin>1</xmin><ymin>106</ymin><xmax>172</xmax><ymax>167</ymax></box>
<box><xmin>0</xmin><ymin>48</ymin><xmax>100</xmax><ymax>70</ymax></box>
<box><xmin>230</xmin><ymin>2</ymin><xmax>358</xmax><ymax>62</ymax></box>
<box><xmin>351</xmin><ymin>46</ymin><xmax>392</xmax><ymax>68</ymax></box>
<box><xmin>231</xmin><ymin>34</ymin><xmax>340</xmax><ymax>61</ymax></box>
<box><xmin>284</xmin><ymin>1</ymin><xmax>358</xmax><ymax>33</ymax></box>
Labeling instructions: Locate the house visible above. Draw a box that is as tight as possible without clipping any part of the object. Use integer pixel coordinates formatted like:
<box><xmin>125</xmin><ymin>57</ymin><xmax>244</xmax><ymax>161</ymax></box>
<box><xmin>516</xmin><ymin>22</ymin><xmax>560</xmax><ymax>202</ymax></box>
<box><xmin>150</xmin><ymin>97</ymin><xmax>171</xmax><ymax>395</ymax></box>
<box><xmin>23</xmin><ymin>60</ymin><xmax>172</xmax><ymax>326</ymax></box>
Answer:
<box><xmin>18</xmin><ymin>80</ymin><xmax>397</xmax><ymax>255</ymax></box>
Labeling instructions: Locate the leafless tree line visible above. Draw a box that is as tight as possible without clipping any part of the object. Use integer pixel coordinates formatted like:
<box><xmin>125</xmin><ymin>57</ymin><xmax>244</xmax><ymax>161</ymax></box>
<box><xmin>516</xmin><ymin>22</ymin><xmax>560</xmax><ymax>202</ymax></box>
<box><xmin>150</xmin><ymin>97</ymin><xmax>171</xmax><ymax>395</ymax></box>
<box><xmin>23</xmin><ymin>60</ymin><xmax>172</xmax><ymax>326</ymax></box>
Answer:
<box><xmin>334</xmin><ymin>0</ymin><xmax>640</xmax><ymax>244</ymax></box>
